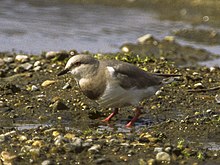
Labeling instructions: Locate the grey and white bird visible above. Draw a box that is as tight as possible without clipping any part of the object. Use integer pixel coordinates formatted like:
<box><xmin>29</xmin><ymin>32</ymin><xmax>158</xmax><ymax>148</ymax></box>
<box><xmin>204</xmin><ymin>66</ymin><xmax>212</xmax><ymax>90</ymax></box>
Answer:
<box><xmin>58</xmin><ymin>54</ymin><xmax>173</xmax><ymax>127</ymax></box>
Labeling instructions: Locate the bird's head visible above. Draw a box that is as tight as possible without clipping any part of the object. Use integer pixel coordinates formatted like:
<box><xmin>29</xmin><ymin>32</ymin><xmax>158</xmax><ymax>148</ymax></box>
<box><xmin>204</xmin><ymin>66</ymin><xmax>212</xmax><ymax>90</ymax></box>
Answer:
<box><xmin>58</xmin><ymin>54</ymin><xmax>99</xmax><ymax>81</ymax></box>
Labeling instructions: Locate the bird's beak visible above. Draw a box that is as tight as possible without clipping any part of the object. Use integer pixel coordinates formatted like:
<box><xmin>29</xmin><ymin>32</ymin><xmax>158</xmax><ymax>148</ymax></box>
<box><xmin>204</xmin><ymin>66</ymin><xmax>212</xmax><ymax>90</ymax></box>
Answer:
<box><xmin>57</xmin><ymin>69</ymin><xmax>69</xmax><ymax>76</ymax></box>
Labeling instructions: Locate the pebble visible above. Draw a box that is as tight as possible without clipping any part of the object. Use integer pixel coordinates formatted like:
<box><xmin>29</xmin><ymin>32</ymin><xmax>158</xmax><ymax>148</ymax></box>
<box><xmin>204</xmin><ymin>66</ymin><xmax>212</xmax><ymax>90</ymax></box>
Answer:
<box><xmin>62</xmin><ymin>82</ymin><xmax>71</xmax><ymax>89</ymax></box>
<box><xmin>31</xmin><ymin>85</ymin><xmax>39</xmax><ymax>91</ymax></box>
<box><xmin>45</xmin><ymin>51</ymin><xmax>69</xmax><ymax>60</ymax></box>
<box><xmin>121</xmin><ymin>46</ymin><xmax>129</xmax><ymax>53</ymax></box>
<box><xmin>194</xmin><ymin>82</ymin><xmax>203</xmax><ymax>88</ymax></box>
<box><xmin>41</xmin><ymin>160</ymin><xmax>52</xmax><ymax>165</ymax></box>
<box><xmin>147</xmin><ymin>159</ymin><xmax>156</xmax><ymax>165</ymax></box>
<box><xmin>54</xmin><ymin>135</ymin><xmax>65</xmax><ymax>146</ymax></box>
<box><xmin>0</xmin><ymin>100</ymin><xmax>5</xmax><ymax>107</ymax></box>
<box><xmin>0</xmin><ymin>58</ymin><xmax>4</xmax><ymax>66</ymax></box>
<box><xmin>88</xmin><ymin>144</ymin><xmax>101</xmax><ymax>153</ymax></box>
<box><xmin>156</xmin><ymin>151</ymin><xmax>171</xmax><ymax>163</ymax></box>
<box><xmin>18</xmin><ymin>135</ymin><xmax>28</xmax><ymax>142</ymax></box>
<box><xmin>66</xmin><ymin>137</ymin><xmax>83</xmax><ymax>153</ymax></box>
<box><xmin>137</xmin><ymin>34</ymin><xmax>153</xmax><ymax>44</ymax></box>
<box><xmin>20</xmin><ymin>63</ymin><xmax>33</xmax><ymax>70</ymax></box>
<box><xmin>41</xmin><ymin>80</ymin><xmax>56</xmax><ymax>87</ymax></box>
<box><xmin>3</xmin><ymin>57</ymin><xmax>14</xmax><ymax>63</ymax></box>
<box><xmin>164</xmin><ymin>147</ymin><xmax>172</xmax><ymax>153</ymax></box>
<box><xmin>15</xmin><ymin>54</ymin><xmax>29</xmax><ymax>63</ymax></box>
<box><xmin>209</xmin><ymin>67</ymin><xmax>215</xmax><ymax>72</ymax></box>
<box><xmin>154</xmin><ymin>147</ymin><xmax>163</xmax><ymax>153</ymax></box>
<box><xmin>33</xmin><ymin>66</ymin><xmax>41</xmax><ymax>71</ymax></box>
<box><xmin>1</xmin><ymin>151</ymin><xmax>17</xmax><ymax>164</ymax></box>
<box><xmin>95</xmin><ymin>157</ymin><xmax>111</xmax><ymax>164</ymax></box>
<box><xmin>215</xmin><ymin>94</ymin><xmax>220</xmax><ymax>104</ymax></box>
<box><xmin>34</xmin><ymin>61</ymin><xmax>41</xmax><ymax>67</ymax></box>
<box><xmin>163</xmin><ymin>36</ymin><xmax>175</xmax><ymax>42</ymax></box>
<box><xmin>51</xmin><ymin>100</ymin><xmax>69</xmax><ymax>110</ymax></box>
<box><xmin>45</xmin><ymin>51</ymin><xmax>58</xmax><ymax>59</ymax></box>
<box><xmin>14</xmin><ymin>63</ymin><xmax>33</xmax><ymax>72</ymax></box>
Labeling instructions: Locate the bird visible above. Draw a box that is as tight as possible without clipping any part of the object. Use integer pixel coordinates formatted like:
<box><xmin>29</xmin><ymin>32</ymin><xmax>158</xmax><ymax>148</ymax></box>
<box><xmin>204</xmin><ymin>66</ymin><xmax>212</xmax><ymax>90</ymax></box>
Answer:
<box><xmin>58</xmin><ymin>54</ymin><xmax>174</xmax><ymax>127</ymax></box>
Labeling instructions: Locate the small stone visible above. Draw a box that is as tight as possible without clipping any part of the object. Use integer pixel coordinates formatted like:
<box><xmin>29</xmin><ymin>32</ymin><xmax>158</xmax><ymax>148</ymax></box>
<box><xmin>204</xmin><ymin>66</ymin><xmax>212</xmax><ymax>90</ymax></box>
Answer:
<box><xmin>54</xmin><ymin>135</ymin><xmax>65</xmax><ymax>146</ymax></box>
<box><xmin>3</xmin><ymin>57</ymin><xmax>14</xmax><ymax>63</ymax></box>
<box><xmin>138</xmin><ymin>158</ymin><xmax>147</xmax><ymax>165</ymax></box>
<box><xmin>121</xmin><ymin>46</ymin><xmax>129</xmax><ymax>53</ymax></box>
<box><xmin>1</xmin><ymin>151</ymin><xmax>17</xmax><ymax>164</ymax></box>
<box><xmin>33</xmin><ymin>66</ymin><xmax>41</xmax><ymax>71</ymax></box>
<box><xmin>52</xmin><ymin>131</ymin><xmax>60</xmax><ymax>137</ymax></box>
<box><xmin>64</xmin><ymin>133</ymin><xmax>75</xmax><ymax>139</ymax></box>
<box><xmin>209</xmin><ymin>67</ymin><xmax>215</xmax><ymax>72</ymax></box>
<box><xmin>147</xmin><ymin>159</ymin><xmax>156</xmax><ymax>165</ymax></box>
<box><xmin>215</xmin><ymin>94</ymin><xmax>220</xmax><ymax>104</ymax></box>
<box><xmin>13</xmin><ymin>63</ymin><xmax>32</xmax><ymax>72</ymax></box>
<box><xmin>31</xmin><ymin>85</ymin><xmax>39</xmax><ymax>91</ymax></box>
<box><xmin>15</xmin><ymin>54</ymin><xmax>29</xmax><ymax>63</ymax></box>
<box><xmin>0</xmin><ymin>101</ymin><xmax>6</xmax><ymax>108</ymax></box>
<box><xmin>65</xmin><ymin>137</ymin><xmax>83</xmax><ymax>153</ymax></box>
<box><xmin>164</xmin><ymin>147</ymin><xmax>172</xmax><ymax>153</ymax></box>
<box><xmin>32</xmin><ymin>140</ymin><xmax>43</xmax><ymax>147</ymax></box>
<box><xmin>29</xmin><ymin>148</ymin><xmax>40</xmax><ymax>157</ymax></box>
<box><xmin>0</xmin><ymin>134</ymin><xmax>6</xmax><ymax>143</ymax></box>
<box><xmin>163</xmin><ymin>36</ymin><xmax>175</xmax><ymax>42</ymax></box>
<box><xmin>34</xmin><ymin>61</ymin><xmax>41</xmax><ymax>67</ymax></box>
<box><xmin>156</xmin><ymin>151</ymin><xmax>171</xmax><ymax>163</ymax></box>
<box><xmin>41</xmin><ymin>160</ymin><xmax>52</xmax><ymax>165</ymax></box>
<box><xmin>20</xmin><ymin>63</ymin><xmax>33</xmax><ymax>70</ymax></box>
<box><xmin>95</xmin><ymin>157</ymin><xmax>111</xmax><ymax>164</ymax></box>
<box><xmin>18</xmin><ymin>135</ymin><xmax>27</xmax><ymax>142</ymax></box>
<box><xmin>88</xmin><ymin>144</ymin><xmax>101</xmax><ymax>153</ymax></box>
<box><xmin>0</xmin><ymin>58</ymin><xmax>5</xmax><ymax>66</ymax></box>
<box><xmin>137</xmin><ymin>34</ymin><xmax>153</xmax><ymax>44</ymax></box>
<box><xmin>154</xmin><ymin>147</ymin><xmax>163</xmax><ymax>153</ymax></box>
<box><xmin>45</xmin><ymin>51</ymin><xmax>69</xmax><ymax>60</ymax></box>
<box><xmin>51</xmin><ymin>100</ymin><xmax>69</xmax><ymax>110</ymax></box>
<box><xmin>45</xmin><ymin>51</ymin><xmax>58</xmax><ymax>59</ymax></box>
<box><xmin>41</xmin><ymin>80</ymin><xmax>56</xmax><ymax>87</ymax></box>
<box><xmin>194</xmin><ymin>83</ymin><xmax>203</xmax><ymax>88</ymax></box>
<box><xmin>62</xmin><ymin>82</ymin><xmax>71</xmax><ymax>89</ymax></box>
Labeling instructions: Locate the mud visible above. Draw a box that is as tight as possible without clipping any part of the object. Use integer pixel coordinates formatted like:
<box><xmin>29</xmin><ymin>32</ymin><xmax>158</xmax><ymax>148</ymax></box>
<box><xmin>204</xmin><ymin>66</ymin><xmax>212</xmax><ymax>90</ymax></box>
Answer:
<box><xmin>0</xmin><ymin>48</ymin><xmax>219</xmax><ymax>164</ymax></box>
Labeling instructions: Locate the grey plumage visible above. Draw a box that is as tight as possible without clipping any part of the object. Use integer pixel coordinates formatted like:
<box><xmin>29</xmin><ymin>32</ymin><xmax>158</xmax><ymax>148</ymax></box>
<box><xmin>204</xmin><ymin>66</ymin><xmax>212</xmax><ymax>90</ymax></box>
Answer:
<box><xmin>58</xmin><ymin>54</ymin><xmax>168</xmax><ymax>127</ymax></box>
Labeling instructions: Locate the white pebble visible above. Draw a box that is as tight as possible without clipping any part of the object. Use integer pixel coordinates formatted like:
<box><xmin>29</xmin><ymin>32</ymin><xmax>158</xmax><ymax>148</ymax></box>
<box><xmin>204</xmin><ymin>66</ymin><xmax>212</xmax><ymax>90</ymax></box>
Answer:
<box><xmin>156</xmin><ymin>151</ymin><xmax>171</xmax><ymax>163</ymax></box>
<box><xmin>137</xmin><ymin>34</ymin><xmax>153</xmax><ymax>44</ymax></box>
<box><xmin>15</xmin><ymin>55</ymin><xmax>29</xmax><ymax>63</ymax></box>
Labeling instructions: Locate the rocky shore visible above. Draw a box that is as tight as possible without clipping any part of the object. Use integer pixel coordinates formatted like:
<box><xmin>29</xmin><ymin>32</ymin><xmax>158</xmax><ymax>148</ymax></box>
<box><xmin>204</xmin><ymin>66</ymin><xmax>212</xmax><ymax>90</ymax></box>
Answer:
<box><xmin>0</xmin><ymin>34</ymin><xmax>220</xmax><ymax>164</ymax></box>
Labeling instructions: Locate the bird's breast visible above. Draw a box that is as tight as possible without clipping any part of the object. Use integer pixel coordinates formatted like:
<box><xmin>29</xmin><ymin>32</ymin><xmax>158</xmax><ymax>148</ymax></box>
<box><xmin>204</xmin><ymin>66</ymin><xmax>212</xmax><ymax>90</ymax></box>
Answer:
<box><xmin>79</xmin><ymin>77</ymin><xmax>106</xmax><ymax>100</ymax></box>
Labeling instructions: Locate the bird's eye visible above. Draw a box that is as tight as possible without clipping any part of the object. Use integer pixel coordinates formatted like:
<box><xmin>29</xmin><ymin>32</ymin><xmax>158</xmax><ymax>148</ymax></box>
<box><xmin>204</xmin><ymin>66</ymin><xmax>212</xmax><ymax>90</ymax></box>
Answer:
<box><xmin>74</xmin><ymin>62</ymin><xmax>81</xmax><ymax>66</ymax></box>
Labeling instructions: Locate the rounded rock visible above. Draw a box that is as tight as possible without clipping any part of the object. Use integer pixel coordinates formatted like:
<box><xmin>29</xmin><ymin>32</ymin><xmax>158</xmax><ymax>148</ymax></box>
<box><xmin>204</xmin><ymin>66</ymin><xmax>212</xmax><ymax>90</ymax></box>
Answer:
<box><xmin>0</xmin><ymin>58</ymin><xmax>5</xmax><ymax>66</ymax></box>
<box><xmin>45</xmin><ymin>51</ymin><xmax>58</xmax><ymax>59</ymax></box>
<box><xmin>156</xmin><ymin>151</ymin><xmax>171</xmax><ymax>163</ymax></box>
<box><xmin>88</xmin><ymin>144</ymin><xmax>101</xmax><ymax>153</ymax></box>
<box><xmin>137</xmin><ymin>34</ymin><xmax>153</xmax><ymax>44</ymax></box>
<box><xmin>41</xmin><ymin>80</ymin><xmax>56</xmax><ymax>87</ymax></box>
<box><xmin>15</xmin><ymin>55</ymin><xmax>29</xmax><ymax>63</ymax></box>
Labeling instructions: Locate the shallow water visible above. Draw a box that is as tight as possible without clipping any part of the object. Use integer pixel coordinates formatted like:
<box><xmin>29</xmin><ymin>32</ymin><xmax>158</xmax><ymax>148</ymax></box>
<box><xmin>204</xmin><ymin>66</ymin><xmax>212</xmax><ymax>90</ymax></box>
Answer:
<box><xmin>1</xmin><ymin>0</ymin><xmax>220</xmax><ymax>62</ymax></box>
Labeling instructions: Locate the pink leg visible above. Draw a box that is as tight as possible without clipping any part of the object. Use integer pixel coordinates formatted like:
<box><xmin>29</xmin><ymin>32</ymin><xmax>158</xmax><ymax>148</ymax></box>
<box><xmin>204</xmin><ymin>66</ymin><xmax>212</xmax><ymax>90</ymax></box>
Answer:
<box><xmin>126</xmin><ymin>107</ymin><xmax>141</xmax><ymax>127</ymax></box>
<box><xmin>102</xmin><ymin>108</ymin><xmax>119</xmax><ymax>122</ymax></box>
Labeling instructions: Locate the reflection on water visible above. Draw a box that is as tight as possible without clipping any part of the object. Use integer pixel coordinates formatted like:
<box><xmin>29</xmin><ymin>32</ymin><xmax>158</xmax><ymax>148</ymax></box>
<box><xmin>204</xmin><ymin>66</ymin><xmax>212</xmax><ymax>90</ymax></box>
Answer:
<box><xmin>0</xmin><ymin>0</ymin><xmax>190</xmax><ymax>54</ymax></box>
<box><xmin>1</xmin><ymin>0</ymin><xmax>220</xmax><ymax>64</ymax></box>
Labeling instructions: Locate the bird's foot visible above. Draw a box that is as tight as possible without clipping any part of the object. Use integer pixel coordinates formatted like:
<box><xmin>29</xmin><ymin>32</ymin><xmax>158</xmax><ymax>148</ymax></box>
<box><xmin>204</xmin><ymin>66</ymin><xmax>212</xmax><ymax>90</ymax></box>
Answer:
<box><xmin>101</xmin><ymin>108</ymin><xmax>118</xmax><ymax>122</ymax></box>
<box><xmin>125</xmin><ymin>121</ymin><xmax>133</xmax><ymax>128</ymax></box>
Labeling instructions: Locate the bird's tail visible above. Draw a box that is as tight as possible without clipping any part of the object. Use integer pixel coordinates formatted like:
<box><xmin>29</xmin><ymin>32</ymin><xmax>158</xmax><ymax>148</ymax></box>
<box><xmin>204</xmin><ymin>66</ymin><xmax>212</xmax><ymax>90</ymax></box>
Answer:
<box><xmin>153</xmin><ymin>73</ymin><xmax>181</xmax><ymax>84</ymax></box>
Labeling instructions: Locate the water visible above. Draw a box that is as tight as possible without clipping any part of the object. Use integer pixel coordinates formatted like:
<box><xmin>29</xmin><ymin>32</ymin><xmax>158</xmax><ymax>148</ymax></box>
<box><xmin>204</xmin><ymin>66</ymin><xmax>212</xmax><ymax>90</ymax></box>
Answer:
<box><xmin>0</xmin><ymin>0</ymin><xmax>220</xmax><ymax>66</ymax></box>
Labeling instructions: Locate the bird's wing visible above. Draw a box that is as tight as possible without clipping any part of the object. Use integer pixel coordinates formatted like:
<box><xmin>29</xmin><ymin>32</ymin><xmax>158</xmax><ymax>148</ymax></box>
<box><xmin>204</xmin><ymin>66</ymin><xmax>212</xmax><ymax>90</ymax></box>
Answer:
<box><xmin>105</xmin><ymin>61</ymin><xmax>162</xmax><ymax>89</ymax></box>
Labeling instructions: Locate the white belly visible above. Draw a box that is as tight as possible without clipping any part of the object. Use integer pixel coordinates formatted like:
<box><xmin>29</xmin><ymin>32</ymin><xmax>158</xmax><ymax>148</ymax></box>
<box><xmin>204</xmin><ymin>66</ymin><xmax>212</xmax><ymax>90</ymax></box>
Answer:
<box><xmin>97</xmin><ymin>82</ymin><xmax>159</xmax><ymax>108</ymax></box>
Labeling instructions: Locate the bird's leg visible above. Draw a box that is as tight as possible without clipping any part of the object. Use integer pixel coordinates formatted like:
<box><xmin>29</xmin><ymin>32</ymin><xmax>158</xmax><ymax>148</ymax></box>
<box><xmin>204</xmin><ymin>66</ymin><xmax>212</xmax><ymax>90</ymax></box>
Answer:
<box><xmin>126</xmin><ymin>107</ymin><xmax>142</xmax><ymax>127</ymax></box>
<box><xmin>102</xmin><ymin>108</ymin><xmax>119</xmax><ymax>122</ymax></box>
